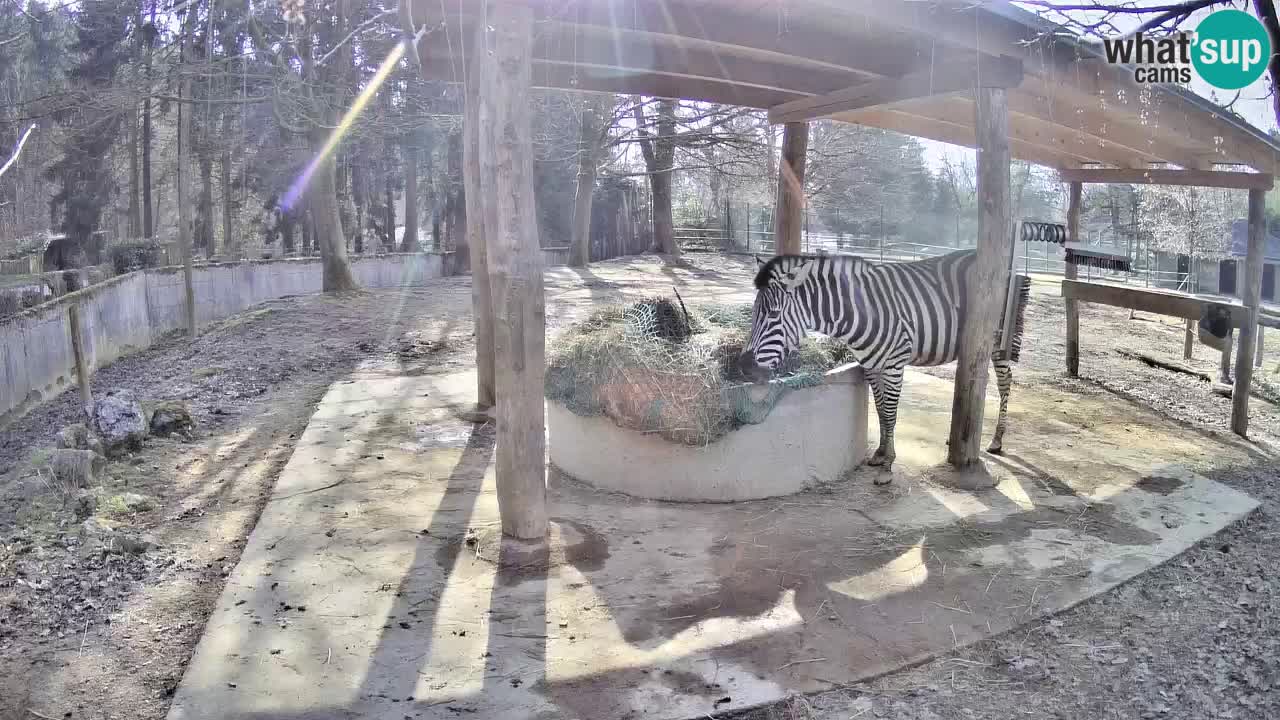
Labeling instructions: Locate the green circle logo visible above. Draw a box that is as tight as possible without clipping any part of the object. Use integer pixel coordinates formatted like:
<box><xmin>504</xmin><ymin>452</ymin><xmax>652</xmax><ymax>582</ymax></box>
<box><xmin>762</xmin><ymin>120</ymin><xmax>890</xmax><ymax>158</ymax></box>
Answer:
<box><xmin>1192</xmin><ymin>9</ymin><xmax>1271</xmax><ymax>90</ymax></box>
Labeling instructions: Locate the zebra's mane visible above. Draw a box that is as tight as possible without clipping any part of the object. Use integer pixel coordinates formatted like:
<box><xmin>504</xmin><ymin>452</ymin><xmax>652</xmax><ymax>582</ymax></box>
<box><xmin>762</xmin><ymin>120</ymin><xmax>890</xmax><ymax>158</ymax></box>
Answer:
<box><xmin>753</xmin><ymin>254</ymin><xmax>864</xmax><ymax>290</ymax></box>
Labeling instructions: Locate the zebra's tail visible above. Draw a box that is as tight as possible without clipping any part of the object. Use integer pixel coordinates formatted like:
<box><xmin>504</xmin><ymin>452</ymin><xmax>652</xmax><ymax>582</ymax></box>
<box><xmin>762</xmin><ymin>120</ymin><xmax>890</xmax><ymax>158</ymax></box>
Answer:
<box><xmin>1004</xmin><ymin>274</ymin><xmax>1032</xmax><ymax>363</ymax></box>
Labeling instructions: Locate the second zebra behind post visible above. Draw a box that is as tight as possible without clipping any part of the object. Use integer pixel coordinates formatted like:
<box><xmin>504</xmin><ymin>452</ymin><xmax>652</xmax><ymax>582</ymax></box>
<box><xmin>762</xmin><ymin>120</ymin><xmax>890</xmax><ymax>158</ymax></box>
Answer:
<box><xmin>738</xmin><ymin>249</ymin><xmax>1032</xmax><ymax>481</ymax></box>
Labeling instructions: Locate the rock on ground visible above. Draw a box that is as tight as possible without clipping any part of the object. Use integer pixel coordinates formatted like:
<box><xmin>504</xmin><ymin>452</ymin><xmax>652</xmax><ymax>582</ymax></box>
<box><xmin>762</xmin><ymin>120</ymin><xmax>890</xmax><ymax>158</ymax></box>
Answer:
<box><xmin>91</xmin><ymin>391</ymin><xmax>148</xmax><ymax>457</ymax></box>
<box><xmin>72</xmin><ymin>489</ymin><xmax>97</xmax><ymax>519</ymax></box>
<box><xmin>46</xmin><ymin>448</ymin><xmax>106</xmax><ymax>489</ymax></box>
<box><xmin>81</xmin><ymin>516</ymin><xmax>156</xmax><ymax>555</ymax></box>
<box><xmin>55</xmin><ymin>423</ymin><xmax>104</xmax><ymax>456</ymax></box>
<box><xmin>148</xmin><ymin>400</ymin><xmax>195</xmax><ymax>438</ymax></box>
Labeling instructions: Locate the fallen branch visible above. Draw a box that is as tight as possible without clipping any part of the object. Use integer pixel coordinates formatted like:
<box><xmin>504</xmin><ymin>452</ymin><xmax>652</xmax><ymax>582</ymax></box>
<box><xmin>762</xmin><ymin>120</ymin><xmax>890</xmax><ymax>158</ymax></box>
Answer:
<box><xmin>776</xmin><ymin>657</ymin><xmax>826</xmax><ymax>671</ymax></box>
<box><xmin>0</xmin><ymin>123</ymin><xmax>35</xmax><ymax>179</ymax></box>
<box><xmin>1117</xmin><ymin>349</ymin><xmax>1279</xmax><ymax>405</ymax></box>
<box><xmin>1115</xmin><ymin>349</ymin><xmax>1212</xmax><ymax>382</ymax></box>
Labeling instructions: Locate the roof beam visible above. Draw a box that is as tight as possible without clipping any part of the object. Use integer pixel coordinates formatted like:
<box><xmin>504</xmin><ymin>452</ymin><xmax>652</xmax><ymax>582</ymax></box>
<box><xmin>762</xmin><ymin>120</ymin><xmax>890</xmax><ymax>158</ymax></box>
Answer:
<box><xmin>1006</xmin><ymin>89</ymin><xmax>1212</xmax><ymax>170</ymax></box>
<box><xmin>813</xmin><ymin>1</ymin><xmax>1280</xmax><ymax>173</ymax></box>
<box><xmin>845</xmin><ymin>95</ymin><xmax>1144</xmax><ymax>168</ymax></box>
<box><xmin>416</xmin><ymin>18</ymin><xmax>872</xmax><ymax>98</ymax></box>
<box><xmin>768</xmin><ymin>55</ymin><xmax>1022</xmax><ymax>124</ymax></box>
<box><xmin>832</xmin><ymin>108</ymin><xmax>1080</xmax><ymax>170</ymax></box>
<box><xmin>1057</xmin><ymin>168</ymin><xmax>1275</xmax><ymax>190</ymax></box>
<box><xmin>414</xmin><ymin>42</ymin><xmax>807</xmax><ymax>108</ymax></box>
<box><xmin>1021</xmin><ymin>72</ymin><xmax>1277</xmax><ymax>172</ymax></box>
<box><xmin>409</xmin><ymin>0</ymin><xmax>940</xmax><ymax>80</ymax></box>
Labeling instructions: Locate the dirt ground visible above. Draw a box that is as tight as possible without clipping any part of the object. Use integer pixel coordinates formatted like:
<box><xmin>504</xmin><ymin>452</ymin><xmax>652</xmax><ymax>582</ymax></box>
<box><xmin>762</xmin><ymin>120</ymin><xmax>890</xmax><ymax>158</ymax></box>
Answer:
<box><xmin>1</xmin><ymin>253</ymin><xmax>1278</xmax><ymax>720</ymax></box>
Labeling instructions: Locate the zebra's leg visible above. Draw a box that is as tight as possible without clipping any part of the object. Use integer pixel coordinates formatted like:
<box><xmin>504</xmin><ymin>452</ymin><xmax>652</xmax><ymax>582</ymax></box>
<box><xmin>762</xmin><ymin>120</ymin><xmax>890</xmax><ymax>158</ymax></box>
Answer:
<box><xmin>865</xmin><ymin>366</ymin><xmax>903</xmax><ymax>481</ymax></box>
<box><xmin>987</xmin><ymin>356</ymin><xmax>1013</xmax><ymax>455</ymax></box>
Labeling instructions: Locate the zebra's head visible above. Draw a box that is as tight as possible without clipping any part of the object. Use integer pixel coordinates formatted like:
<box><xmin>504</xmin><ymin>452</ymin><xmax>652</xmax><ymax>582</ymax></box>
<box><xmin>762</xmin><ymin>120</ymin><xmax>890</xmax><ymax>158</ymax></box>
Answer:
<box><xmin>738</xmin><ymin>255</ymin><xmax>815</xmax><ymax>381</ymax></box>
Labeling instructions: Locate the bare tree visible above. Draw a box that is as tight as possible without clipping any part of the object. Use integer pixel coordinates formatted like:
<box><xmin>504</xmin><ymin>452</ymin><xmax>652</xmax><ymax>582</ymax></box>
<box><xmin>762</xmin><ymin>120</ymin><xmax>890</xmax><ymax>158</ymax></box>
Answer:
<box><xmin>569</xmin><ymin>97</ymin><xmax>608</xmax><ymax>267</ymax></box>
<box><xmin>1142</xmin><ymin>184</ymin><xmax>1242</xmax><ymax>262</ymax></box>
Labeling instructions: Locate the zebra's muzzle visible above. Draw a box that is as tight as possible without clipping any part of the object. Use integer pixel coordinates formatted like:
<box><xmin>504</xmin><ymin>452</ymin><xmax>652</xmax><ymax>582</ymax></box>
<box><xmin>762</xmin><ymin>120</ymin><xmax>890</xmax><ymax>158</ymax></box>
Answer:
<box><xmin>736</xmin><ymin>351</ymin><xmax>773</xmax><ymax>383</ymax></box>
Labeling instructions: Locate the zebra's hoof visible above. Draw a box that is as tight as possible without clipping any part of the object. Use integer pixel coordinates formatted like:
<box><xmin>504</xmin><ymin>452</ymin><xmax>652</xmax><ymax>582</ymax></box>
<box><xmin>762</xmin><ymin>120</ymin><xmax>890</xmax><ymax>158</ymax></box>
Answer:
<box><xmin>986</xmin><ymin>445</ymin><xmax>1003</xmax><ymax>456</ymax></box>
<box><xmin>872</xmin><ymin>472</ymin><xmax>894</xmax><ymax>486</ymax></box>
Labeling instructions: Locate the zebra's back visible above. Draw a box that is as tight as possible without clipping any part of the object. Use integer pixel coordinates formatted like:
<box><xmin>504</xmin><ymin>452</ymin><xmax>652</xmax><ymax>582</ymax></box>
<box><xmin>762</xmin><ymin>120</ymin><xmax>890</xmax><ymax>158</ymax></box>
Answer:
<box><xmin>861</xmin><ymin>250</ymin><xmax>975</xmax><ymax>367</ymax></box>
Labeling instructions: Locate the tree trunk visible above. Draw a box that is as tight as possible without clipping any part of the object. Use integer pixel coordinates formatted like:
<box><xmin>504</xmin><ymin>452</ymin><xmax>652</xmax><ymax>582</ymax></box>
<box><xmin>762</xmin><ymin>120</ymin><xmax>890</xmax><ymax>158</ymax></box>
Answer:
<box><xmin>384</xmin><ymin>165</ymin><xmax>396</xmax><ymax>252</ymax></box>
<box><xmin>309</xmin><ymin>130</ymin><xmax>357</xmax><ymax>291</ymax></box>
<box><xmin>141</xmin><ymin>9</ymin><xmax>154</xmax><ymax>241</ymax></box>
<box><xmin>774</xmin><ymin>121</ymin><xmax>809</xmax><ymax>255</ymax></box>
<box><xmin>651</xmin><ymin>170</ymin><xmax>674</xmax><ymax>255</ymax></box>
<box><xmin>464</xmin><ymin>19</ymin><xmax>495</xmax><ymax>407</ymax></box>
<box><xmin>764</xmin><ymin>120</ymin><xmax>777</xmax><ymax>189</ymax></box>
<box><xmin>569</xmin><ymin>104</ymin><xmax>600</xmax><ymax>267</ymax></box>
<box><xmin>478</xmin><ymin>2</ymin><xmax>547</xmax><ymax>540</ymax></box>
<box><xmin>351</xmin><ymin>149</ymin><xmax>366</xmax><ymax>254</ymax></box>
<box><xmin>424</xmin><ymin>137</ymin><xmax>440</xmax><ymax>251</ymax></box>
<box><xmin>302</xmin><ymin>202</ymin><xmax>314</xmax><ymax>254</ymax></box>
<box><xmin>447</xmin><ymin>129</ymin><xmax>466</xmax><ymax>263</ymax></box>
<box><xmin>281</xmin><ymin>212</ymin><xmax>296</xmax><ymax>254</ymax></box>
<box><xmin>633</xmin><ymin>99</ymin><xmax>679</xmax><ymax>257</ymax></box>
<box><xmin>197</xmin><ymin>154</ymin><xmax>214</xmax><ymax>256</ymax></box>
<box><xmin>177</xmin><ymin>30</ymin><xmax>196</xmax><ymax>338</ymax></box>
<box><xmin>128</xmin><ymin>104</ymin><xmax>141</xmax><ymax>239</ymax></box>
<box><xmin>707</xmin><ymin>147</ymin><xmax>722</xmax><ymax>222</ymax></box>
<box><xmin>221</xmin><ymin>108</ymin><xmax>236</xmax><ymax>258</ymax></box>
<box><xmin>383</xmin><ymin>87</ymin><xmax>397</xmax><ymax>252</ymax></box>
<box><xmin>402</xmin><ymin>143</ymin><xmax>420</xmax><ymax>251</ymax></box>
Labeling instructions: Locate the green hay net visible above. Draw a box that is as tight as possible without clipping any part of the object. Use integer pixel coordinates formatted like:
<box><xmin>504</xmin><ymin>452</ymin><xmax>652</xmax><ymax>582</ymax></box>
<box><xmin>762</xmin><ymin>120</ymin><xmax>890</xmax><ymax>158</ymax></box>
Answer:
<box><xmin>545</xmin><ymin>296</ymin><xmax>856</xmax><ymax>446</ymax></box>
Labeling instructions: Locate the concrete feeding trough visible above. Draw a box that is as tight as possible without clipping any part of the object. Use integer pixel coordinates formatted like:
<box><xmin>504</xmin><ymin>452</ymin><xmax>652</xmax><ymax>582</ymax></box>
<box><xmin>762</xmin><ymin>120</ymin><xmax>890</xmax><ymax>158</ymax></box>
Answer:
<box><xmin>547</xmin><ymin>362</ymin><xmax>869</xmax><ymax>502</ymax></box>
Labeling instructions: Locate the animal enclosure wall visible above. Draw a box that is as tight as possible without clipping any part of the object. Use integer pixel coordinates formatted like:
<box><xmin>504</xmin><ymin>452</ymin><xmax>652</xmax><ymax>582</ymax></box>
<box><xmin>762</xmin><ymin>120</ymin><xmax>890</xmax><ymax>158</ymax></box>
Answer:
<box><xmin>0</xmin><ymin>253</ymin><xmax>451</xmax><ymax>425</ymax></box>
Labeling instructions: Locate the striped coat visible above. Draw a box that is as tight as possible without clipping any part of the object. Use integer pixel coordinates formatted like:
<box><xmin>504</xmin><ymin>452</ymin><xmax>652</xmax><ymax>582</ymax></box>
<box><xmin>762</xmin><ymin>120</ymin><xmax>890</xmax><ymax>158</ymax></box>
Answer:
<box><xmin>739</xmin><ymin>249</ymin><xmax>1029</xmax><ymax>476</ymax></box>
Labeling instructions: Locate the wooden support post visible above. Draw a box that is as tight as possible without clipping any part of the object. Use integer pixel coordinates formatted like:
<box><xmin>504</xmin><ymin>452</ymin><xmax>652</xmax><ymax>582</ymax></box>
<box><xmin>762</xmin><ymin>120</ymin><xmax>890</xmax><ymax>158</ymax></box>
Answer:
<box><xmin>947</xmin><ymin>86</ymin><xmax>1010</xmax><ymax>469</ymax></box>
<box><xmin>773</xmin><ymin>121</ymin><xmax>808</xmax><ymax>255</ymax></box>
<box><xmin>463</xmin><ymin>19</ymin><xmax>496</xmax><ymax>410</ymax></box>
<box><xmin>67</xmin><ymin>304</ymin><xmax>93</xmax><ymax>413</ymax></box>
<box><xmin>1184</xmin><ymin>318</ymin><xmax>1194</xmax><ymax>361</ymax></box>
<box><xmin>1232</xmin><ymin>188</ymin><xmax>1266</xmax><ymax>436</ymax></box>
<box><xmin>1221</xmin><ymin>329</ymin><xmax>1234</xmax><ymax>385</ymax></box>
<box><xmin>478</xmin><ymin>1</ymin><xmax>547</xmax><ymax>540</ymax></box>
<box><xmin>1064</xmin><ymin>181</ymin><xmax>1082</xmax><ymax>377</ymax></box>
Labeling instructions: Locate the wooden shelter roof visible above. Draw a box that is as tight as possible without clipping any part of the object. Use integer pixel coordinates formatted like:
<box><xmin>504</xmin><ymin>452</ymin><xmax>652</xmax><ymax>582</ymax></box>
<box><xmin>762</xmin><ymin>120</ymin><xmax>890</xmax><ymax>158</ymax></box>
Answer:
<box><xmin>403</xmin><ymin>0</ymin><xmax>1280</xmax><ymax>182</ymax></box>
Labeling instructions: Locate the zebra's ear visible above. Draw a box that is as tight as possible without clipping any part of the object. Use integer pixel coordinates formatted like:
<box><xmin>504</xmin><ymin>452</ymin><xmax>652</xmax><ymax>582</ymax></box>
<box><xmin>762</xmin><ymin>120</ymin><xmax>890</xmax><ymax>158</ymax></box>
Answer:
<box><xmin>782</xmin><ymin>260</ymin><xmax>815</xmax><ymax>290</ymax></box>
<box><xmin>754</xmin><ymin>254</ymin><xmax>764</xmax><ymax>268</ymax></box>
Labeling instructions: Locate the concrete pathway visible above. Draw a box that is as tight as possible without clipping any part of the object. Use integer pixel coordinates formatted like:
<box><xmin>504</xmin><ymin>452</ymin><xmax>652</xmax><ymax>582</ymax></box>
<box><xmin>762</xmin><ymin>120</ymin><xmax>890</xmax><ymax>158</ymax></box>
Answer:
<box><xmin>166</xmin><ymin>363</ymin><xmax>1257</xmax><ymax>720</ymax></box>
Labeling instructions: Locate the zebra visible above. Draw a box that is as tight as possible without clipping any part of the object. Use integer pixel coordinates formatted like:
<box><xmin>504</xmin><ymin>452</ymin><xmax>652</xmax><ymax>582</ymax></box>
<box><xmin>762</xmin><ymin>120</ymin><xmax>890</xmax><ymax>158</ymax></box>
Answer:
<box><xmin>738</xmin><ymin>249</ymin><xmax>1031</xmax><ymax>480</ymax></box>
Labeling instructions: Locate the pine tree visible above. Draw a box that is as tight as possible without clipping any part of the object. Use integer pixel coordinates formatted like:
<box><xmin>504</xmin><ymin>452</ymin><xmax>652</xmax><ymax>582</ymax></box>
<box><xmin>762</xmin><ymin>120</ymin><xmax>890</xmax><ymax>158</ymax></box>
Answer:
<box><xmin>46</xmin><ymin>0</ymin><xmax>134</xmax><ymax>260</ymax></box>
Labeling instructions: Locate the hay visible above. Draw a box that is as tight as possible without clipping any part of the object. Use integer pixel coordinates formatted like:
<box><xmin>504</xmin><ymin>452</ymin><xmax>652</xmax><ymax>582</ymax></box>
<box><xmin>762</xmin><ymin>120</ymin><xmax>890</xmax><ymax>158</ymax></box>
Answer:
<box><xmin>545</xmin><ymin>296</ymin><xmax>855</xmax><ymax>445</ymax></box>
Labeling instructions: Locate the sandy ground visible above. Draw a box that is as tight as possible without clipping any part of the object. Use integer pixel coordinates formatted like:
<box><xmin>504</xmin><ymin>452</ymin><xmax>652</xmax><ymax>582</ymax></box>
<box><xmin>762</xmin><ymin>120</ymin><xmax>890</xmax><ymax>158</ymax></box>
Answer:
<box><xmin>1</xmin><ymin>252</ymin><xmax>1277</xmax><ymax>720</ymax></box>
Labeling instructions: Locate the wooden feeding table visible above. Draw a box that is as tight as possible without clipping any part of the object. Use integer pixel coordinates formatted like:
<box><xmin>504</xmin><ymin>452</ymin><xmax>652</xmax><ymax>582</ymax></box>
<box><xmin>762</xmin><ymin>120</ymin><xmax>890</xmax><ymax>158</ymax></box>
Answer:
<box><xmin>1060</xmin><ymin>280</ymin><xmax>1249</xmax><ymax>326</ymax></box>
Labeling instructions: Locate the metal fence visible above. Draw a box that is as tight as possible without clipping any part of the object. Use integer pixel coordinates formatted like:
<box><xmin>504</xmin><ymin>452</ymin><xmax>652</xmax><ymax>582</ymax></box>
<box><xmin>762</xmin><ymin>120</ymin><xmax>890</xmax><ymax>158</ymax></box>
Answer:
<box><xmin>674</xmin><ymin>224</ymin><xmax>1218</xmax><ymax>294</ymax></box>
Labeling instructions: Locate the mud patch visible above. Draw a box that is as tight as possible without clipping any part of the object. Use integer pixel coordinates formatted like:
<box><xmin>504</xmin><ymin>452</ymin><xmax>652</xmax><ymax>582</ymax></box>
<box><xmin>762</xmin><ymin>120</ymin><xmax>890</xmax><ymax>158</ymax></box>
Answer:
<box><xmin>1136</xmin><ymin>474</ymin><xmax>1186</xmax><ymax>496</ymax></box>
